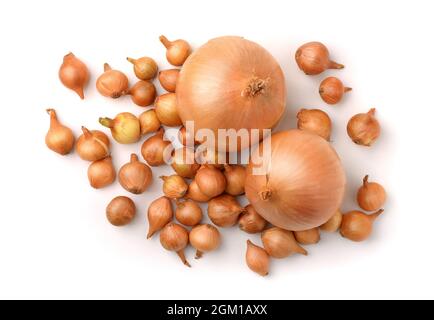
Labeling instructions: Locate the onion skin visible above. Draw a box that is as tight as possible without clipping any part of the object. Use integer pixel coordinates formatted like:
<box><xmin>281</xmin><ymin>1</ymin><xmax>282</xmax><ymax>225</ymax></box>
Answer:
<box><xmin>319</xmin><ymin>77</ymin><xmax>352</xmax><ymax>105</ymax></box>
<box><xmin>195</xmin><ymin>165</ymin><xmax>226</xmax><ymax>198</ymax></box>
<box><xmin>128</xmin><ymin>81</ymin><xmax>156</xmax><ymax>107</ymax></box>
<box><xmin>261</xmin><ymin>227</ymin><xmax>307</xmax><ymax>258</ymax></box>
<box><xmin>320</xmin><ymin>210</ymin><xmax>342</xmax><ymax>232</ymax></box>
<box><xmin>357</xmin><ymin>175</ymin><xmax>386</xmax><ymax>211</ymax></box>
<box><xmin>189</xmin><ymin>224</ymin><xmax>221</xmax><ymax>258</ymax></box>
<box><xmin>118</xmin><ymin>154</ymin><xmax>153</xmax><ymax>194</ymax></box>
<box><xmin>76</xmin><ymin>127</ymin><xmax>110</xmax><ymax>161</ymax></box>
<box><xmin>155</xmin><ymin>93</ymin><xmax>182</xmax><ymax>127</ymax></box>
<box><xmin>294</xmin><ymin>228</ymin><xmax>321</xmax><ymax>245</ymax></box>
<box><xmin>87</xmin><ymin>156</ymin><xmax>116</xmax><ymax>189</ymax></box>
<box><xmin>179</xmin><ymin>126</ymin><xmax>199</xmax><ymax>147</ymax></box>
<box><xmin>245</xmin><ymin>130</ymin><xmax>346</xmax><ymax>231</ymax></box>
<box><xmin>185</xmin><ymin>179</ymin><xmax>212</xmax><ymax>203</ymax></box>
<box><xmin>147</xmin><ymin>196</ymin><xmax>173</xmax><ymax>239</ymax></box>
<box><xmin>223</xmin><ymin>165</ymin><xmax>246</xmax><ymax>196</ymax></box>
<box><xmin>139</xmin><ymin>109</ymin><xmax>161</xmax><ymax>135</ymax></box>
<box><xmin>159</xmin><ymin>69</ymin><xmax>179</xmax><ymax>92</ymax></box>
<box><xmin>58</xmin><ymin>52</ymin><xmax>89</xmax><ymax>99</ymax></box>
<box><xmin>171</xmin><ymin>147</ymin><xmax>200</xmax><ymax>178</ymax></box>
<box><xmin>161</xmin><ymin>175</ymin><xmax>188</xmax><ymax>199</ymax></box>
<box><xmin>207</xmin><ymin>194</ymin><xmax>244</xmax><ymax>227</ymax></box>
<box><xmin>175</xmin><ymin>200</ymin><xmax>203</xmax><ymax>226</ymax></box>
<box><xmin>160</xmin><ymin>223</ymin><xmax>191</xmax><ymax>267</ymax></box>
<box><xmin>297</xmin><ymin>108</ymin><xmax>332</xmax><ymax>141</ymax></box>
<box><xmin>239</xmin><ymin>205</ymin><xmax>267</xmax><ymax>234</ymax></box>
<box><xmin>127</xmin><ymin>56</ymin><xmax>158</xmax><ymax>80</ymax></box>
<box><xmin>340</xmin><ymin>209</ymin><xmax>384</xmax><ymax>242</ymax></box>
<box><xmin>99</xmin><ymin>112</ymin><xmax>141</xmax><ymax>144</ymax></box>
<box><xmin>159</xmin><ymin>35</ymin><xmax>191</xmax><ymax>66</ymax></box>
<box><xmin>106</xmin><ymin>196</ymin><xmax>136</xmax><ymax>226</ymax></box>
<box><xmin>96</xmin><ymin>63</ymin><xmax>129</xmax><ymax>99</ymax></box>
<box><xmin>45</xmin><ymin>109</ymin><xmax>75</xmax><ymax>155</ymax></box>
<box><xmin>141</xmin><ymin>128</ymin><xmax>172</xmax><ymax>167</ymax></box>
<box><xmin>347</xmin><ymin>108</ymin><xmax>381</xmax><ymax>146</ymax></box>
<box><xmin>295</xmin><ymin>42</ymin><xmax>344</xmax><ymax>75</ymax></box>
<box><xmin>176</xmin><ymin>36</ymin><xmax>286</xmax><ymax>152</ymax></box>
<box><xmin>246</xmin><ymin>240</ymin><xmax>269</xmax><ymax>276</ymax></box>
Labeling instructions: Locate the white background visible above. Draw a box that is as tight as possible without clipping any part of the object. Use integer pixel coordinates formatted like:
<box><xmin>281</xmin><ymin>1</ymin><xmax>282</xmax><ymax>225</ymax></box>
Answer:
<box><xmin>0</xmin><ymin>0</ymin><xmax>433</xmax><ymax>300</ymax></box>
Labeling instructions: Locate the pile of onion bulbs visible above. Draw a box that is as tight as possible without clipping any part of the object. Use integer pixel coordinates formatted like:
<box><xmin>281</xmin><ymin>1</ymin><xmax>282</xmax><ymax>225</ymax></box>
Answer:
<box><xmin>46</xmin><ymin>35</ymin><xmax>386</xmax><ymax>277</ymax></box>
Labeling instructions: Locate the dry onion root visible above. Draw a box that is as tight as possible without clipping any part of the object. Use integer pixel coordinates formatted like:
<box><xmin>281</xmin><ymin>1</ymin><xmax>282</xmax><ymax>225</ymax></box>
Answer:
<box><xmin>45</xmin><ymin>109</ymin><xmax>75</xmax><ymax>155</ymax></box>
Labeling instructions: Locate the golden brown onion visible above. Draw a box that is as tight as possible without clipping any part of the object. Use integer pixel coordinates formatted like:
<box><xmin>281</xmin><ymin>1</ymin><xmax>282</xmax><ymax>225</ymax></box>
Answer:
<box><xmin>106</xmin><ymin>196</ymin><xmax>136</xmax><ymax>226</ymax></box>
<box><xmin>127</xmin><ymin>56</ymin><xmax>158</xmax><ymax>80</ymax></box>
<box><xmin>147</xmin><ymin>196</ymin><xmax>173</xmax><ymax>239</ymax></box>
<box><xmin>159</xmin><ymin>35</ymin><xmax>191</xmax><ymax>66</ymax></box>
<box><xmin>246</xmin><ymin>240</ymin><xmax>269</xmax><ymax>276</ymax></box>
<box><xmin>160</xmin><ymin>222</ymin><xmax>190</xmax><ymax>267</ymax></box>
<box><xmin>141</xmin><ymin>128</ymin><xmax>172</xmax><ymax>166</ymax></box>
<box><xmin>171</xmin><ymin>147</ymin><xmax>200</xmax><ymax>178</ymax></box>
<box><xmin>245</xmin><ymin>130</ymin><xmax>346</xmax><ymax>231</ymax></box>
<box><xmin>207</xmin><ymin>194</ymin><xmax>244</xmax><ymax>227</ymax></box>
<box><xmin>127</xmin><ymin>81</ymin><xmax>156</xmax><ymax>107</ymax></box>
<box><xmin>238</xmin><ymin>205</ymin><xmax>267</xmax><ymax>234</ymax></box>
<box><xmin>176</xmin><ymin>36</ymin><xmax>286</xmax><ymax>152</ymax></box>
<box><xmin>340</xmin><ymin>209</ymin><xmax>384</xmax><ymax>242</ymax></box>
<box><xmin>195</xmin><ymin>165</ymin><xmax>226</xmax><ymax>198</ymax></box>
<box><xmin>99</xmin><ymin>112</ymin><xmax>141</xmax><ymax>144</ymax></box>
<box><xmin>297</xmin><ymin>108</ymin><xmax>332</xmax><ymax>141</ymax></box>
<box><xmin>175</xmin><ymin>200</ymin><xmax>203</xmax><ymax>226</ymax></box>
<box><xmin>118</xmin><ymin>153</ymin><xmax>153</xmax><ymax>194</ymax></box>
<box><xmin>96</xmin><ymin>63</ymin><xmax>129</xmax><ymax>98</ymax></box>
<box><xmin>261</xmin><ymin>227</ymin><xmax>307</xmax><ymax>258</ymax></box>
<box><xmin>139</xmin><ymin>109</ymin><xmax>161</xmax><ymax>135</ymax></box>
<box><xmin>319</xmin><ymin>77</ymin><xmax>351</xmax><ymax>105</ymax></box>
<box><xmin>185</xmin><ymin>179</ymin><xmax>212</xmax><ymax>203</ymax></box>
<box><xmin>189</xmin><ymin>224</ymin><xmax>221</xmax><ymax>259</ymax></box>
<box><xmin>320</xmin><ymin>210</ymin><xmax>343</xmax><ymax>232</ymax></box>
<box><xmin>295</xmin><ymin>42</ymin><xmax>344</xmax><ymax>75</ymax></box>
<box><xmin>76</xmin><ymin>126</ymin><xmax>110</xmax><ymax>161</ymax></box>
<box><xmin>357</xmin><ymin>175</ymin><xmax>387</xmax><ymax>211</ymax></box>
<box><xmin>155</xmin><ymin>93</ymin><xmax>182</xmax><ymax>127</ymax></box>
<box><xmin>45</xmin><ymin>109</ymin><xmax>75</xmax><ymax>155</ymax></box>
<box><xmin>347</xmin><ymin>108</ymin><xmax>381</xmax><ymax>146</ymax></box>
<box><xmin>58</xmin><ymin>52</ymin><xmax>89</xmax><ymax>99</ymax></box>
<box><xmin>87</xmin><ymin>156</ymin><xmax>116</xmax><ymax>189</ymax></box>
<box><xmin>159</xmin><ymin>69</ymin><xmax>180</xmax><ymax>92</ymax></box>
<box><xmin>294</xmin><ymin>228</ymin><xmax>321</xmax><ymax>245</ymax></box>
<box><xmin>223</xmin><ymin>165</ymin><xmax>246</xmax><ymax>196</ymax></box>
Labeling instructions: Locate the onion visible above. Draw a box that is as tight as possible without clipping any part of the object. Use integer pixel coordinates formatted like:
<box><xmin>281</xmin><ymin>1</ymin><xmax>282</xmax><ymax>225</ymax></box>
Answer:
<box><xmin>245</xmin><ymin>130</ymin><xmax>346</xmax><ymax>231</ymax></box>
<box><xmin>176</xmin><ymin>36</ymin><xmax>286</xmax><ymax>151</ymax></box>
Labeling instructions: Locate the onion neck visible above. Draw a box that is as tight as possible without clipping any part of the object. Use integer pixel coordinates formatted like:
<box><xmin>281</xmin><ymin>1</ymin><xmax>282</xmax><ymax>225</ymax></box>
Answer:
<box><xmin>369</xmin><ymin>209</ymin><xmax>384</xmax><ymax>221</ymax></box>
<box><xmin>81</xmin><ymin>126</ymin><xmax>92</xmax><ymax>138</ymax></box>
<box><xmin>99</xmin><ymin>117</ymin><xmax>114</xmax><ymax>128</ymax></box>
<box><xmin>130</xmin><ymin>153</ymin><xmax>139</xmax><ymax>163</ymax></box>
<box><xmin>159</xmin><ymin>35</ymin><xmax>172</xmax><ymax>49</ymax></box>
<box><xmin>363</xmin><ymin>175</ymin><xmax>369</xmax><ymax>187</ymax></box>
<box><xmin>242</xmin><ymin>77</ymin><xmax>269</xmax><ymax>97</ymax></box>
<box><xmin>47</xmin><ymin>109</ymin><xmax>58</xmax><ymax>127</ymax></box>
<box><xmin>259</xmin><ymin>187</ymin><xmax>272</xmax><ymax>201</ymax></box>
<box><xmin>103</xmin><ymin>63</ymin><xmax>112</xmax><ymax>72</ymax></box>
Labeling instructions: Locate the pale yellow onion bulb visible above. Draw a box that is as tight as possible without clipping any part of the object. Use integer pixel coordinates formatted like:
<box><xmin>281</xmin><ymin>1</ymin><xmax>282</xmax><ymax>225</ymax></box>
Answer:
<box><xmin>245</xmin><ymin>130</ymin><xmax>346</xmax><ymax>231</ymax></box>
<box><xmin>176</xmin><ymin>36</ymin><xmax>286</xmax><ymax>152</ymax></box>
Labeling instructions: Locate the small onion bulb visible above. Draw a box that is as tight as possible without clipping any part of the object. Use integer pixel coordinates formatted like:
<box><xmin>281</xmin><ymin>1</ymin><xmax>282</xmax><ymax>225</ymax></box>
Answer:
<box><xmin>246</xmin><ymin>240</ymin><xmax>269</xmax><ymax>276</ymax></box>
<box><xmin>106</xmin><ymin>196</ymin><xmax>136</xmax><ymax>226</ymax></box>
<box><xmin>340</xmin><ymin>209</ymin><xmax>384</xmax><ymax>242</ymax></box>
<box><xmin>297</xmin><ymin>108</ymin><xmax>332</xmax><ymax>141</ymax></box>
<box><xmin>357</xmin><ymin>175</ymin><xmax>387</xmax><ymax>211</ymax></box>
<box><xmin>347</xmin><ymin>108</ymin><xmax>381</xmax><ymax>146</ymax></box>
<box><xmin>295</xmin><ymin>42</ymin><xmax>344</xmax><ymax>75</ymax></box>
<box><xmin>189</xmin><ymin>224</ymin><xmax>221</xmax><ymax>259</ymax></box>
<box><xmin>45</xmin><ymin>109</ymin><xmax>75</xmax><ymax>155</ymax></box>
<box><xmin>76</xmin><ymin>126</ymin><xmax>110</xmax><ymax>161</ymax></box>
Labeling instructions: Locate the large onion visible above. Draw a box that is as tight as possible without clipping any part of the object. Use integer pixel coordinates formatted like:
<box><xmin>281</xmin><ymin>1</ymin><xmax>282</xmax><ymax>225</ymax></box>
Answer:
<box><xmin>245</xmin><ymin>130</ymin><xmax>346</xmax><ymax>231</ymax></box>
<box><xmin>176</xmin><ymin>36</ymin><xmax>286</xmax><ymax>152</ymax></box>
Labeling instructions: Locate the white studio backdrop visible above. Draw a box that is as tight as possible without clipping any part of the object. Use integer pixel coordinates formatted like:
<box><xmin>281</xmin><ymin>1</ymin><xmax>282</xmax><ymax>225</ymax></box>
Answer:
<box><xmin>0</xmin><ymin>0</ymin><xmax>433</xmax><ymax>299</ymax></box>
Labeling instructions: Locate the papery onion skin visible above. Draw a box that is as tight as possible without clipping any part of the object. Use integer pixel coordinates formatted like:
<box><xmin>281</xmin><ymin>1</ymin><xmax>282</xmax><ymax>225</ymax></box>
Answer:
<box><xmin>246</xmin><ymin>240</ymin><xmax>269</xmax><ymax>276</ymax></box>
<box><xmin>189</xmin><ymin>224</ymin><xmax>221</xmax><ymax>259</ymax></box>
<box><xmin>185</xmin><ymin>179</ymin><xmax>212</xmax><ymax>203</ymax></box>
<box><xmin>294</xmin><ymin>228</ymin><xmax>321</xmax><ymax>245</ymax></box>
<box><xmin>76</xmin><ymin>126</ymin><xmax>110</xmax><ymax>161</ymax></box>
<box><xmin>171</xmin><ymin>147</ymin><xmax>200</xmax><ymax>178</ymax></box>
<box><xmin>106</xmin><ymin>196</ymin><xmax>136</xmax><ymax>226</ymax></box>
<box><xmin>176</xmin><ymin>36</ymin><xmax>286</xmax><ymax>152</ymax></box>
<box><xmin>195</xmin><ymin>165</ymin><xmax>226</xmax><ymax>198</ymax></box>
<box><xmin>87</xmin><ymin>156</ymin><xmax>116</xmax><ymax>189</ymax></box>
<box><xmin>340</xmin><ymin>209</ymin><xmax>384</xmax><ymax>242</ymax></box>
<box><xmin>139</xmin><ymin>109</ymin><xmax>161</xmax><ymax>135</ymax></box>
<box><xmin>224</xmin><ymin>165</ymin><xmax>246</xmax><ymax>196</ymax></box>
<box><xmin>320</xmin><ymin>210</ymin><xmax>342</xmax><ymax>232</ymax></box>
<box><xmin>141</xmin><ymin>128</ymin><xmax>172</xmax><ymax>167</ymax></box>
<box><xmin>118</xmin><ymin>153</ymin><xmax>153</xmax><ymax>194</ymax></box>
<box><xmin>99</xmin><ymin>112</ymin><xmax>141</xmax><ymax>144</ymax></box>
<box><xmin>207</xmin><ymin>194</ymin><xmax>244</xmax><ymax>227</ymax></box>
<box><xmin>155</xmin><ymin>93</ymin><xmax>182</xmax><ymax>127</ymax></box>
<box><xmin>96</xmin><ymin>63</ymin><xmax>129</xmax><ymax>99</ymax></box>
<box><xmin>127</xmin><ymin>56</ymin><xmax>158</xmax><ymax>80</ymax></box>
<box><xmin>319</xmin><ymin>77</ymin><xmax>352</xmax><ymax>105</ymax></box>
<box><xmin>239</xmin><ymin>205</ymin><xmax>267</xmax><ymax>234</ymax></box>
<box><xmin>295</xmin><ymin>42</ymin><xmax>344</xmax><ymax>75</ymax></box>
<box><xmin>347</xmin><ymin>108</ymin><xmax>381</xmax><ymax>146</ymax></box>
<box><xmin>297</xmin><ymin>108</ymin><xmax>332</xmax><ymax>141</ymax></box>
<box><xmin>245</xmin><ymin>130</ymin><xmax>346</xmax><ymax>231</ymax></box>
<box><xmin>45</xmin><ymin>109</ymin><xmax>75</xmax><ymax>155</ymax></box>
<box><xmin>159</xmin><ymin>35</ymin><xmax>191</xmax><ymax>66</ymax></box>
<box><xmin>58</xmin><ymin>52</ymin><xmax>89</xmax><ymax>99</ymax></box>
<box><xmin>128</xmin><ymin>81</ymin><xmax>156</xmax><ymax>107</ymax></box>
<box><xmin>357</xmin><ymin>175</ymin><xmax>386</xmax><ymax>211</ymax></box>
<box><xmin>159</xmin><ymin>69</ymin><xmax>180</xmax><ymax>92</ymax></box>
